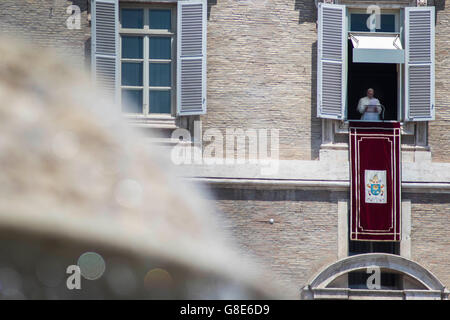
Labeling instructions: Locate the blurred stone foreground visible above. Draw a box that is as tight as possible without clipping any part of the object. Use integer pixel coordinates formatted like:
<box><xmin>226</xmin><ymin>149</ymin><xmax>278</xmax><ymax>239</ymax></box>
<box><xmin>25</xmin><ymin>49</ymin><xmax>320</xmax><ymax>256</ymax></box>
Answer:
<box><xmin>0</xmin><ymin>36</ymin><xmax>295</xmax><ymax>299</ymax></box>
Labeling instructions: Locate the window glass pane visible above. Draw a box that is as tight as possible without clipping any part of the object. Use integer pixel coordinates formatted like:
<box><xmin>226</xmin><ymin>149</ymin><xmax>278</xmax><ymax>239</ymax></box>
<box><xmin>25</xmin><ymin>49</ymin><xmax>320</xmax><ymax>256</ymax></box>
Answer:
<box><xmin>149</xmin><ymin>37</ymin><xmax>171</xmax><ymax>59</ymax></box>
<box><xmin>121</xmin><ymin>62</ymin><xmax>143</xmax><ymax>86</ymax></box>
<box><xmin>149</xmin><ymin>90</ymin><xmax>171</xmax><ymax>113</ymax></box>
<box><xmin>349</xmin><ymin>240</ymin><xmax>399</xmax><ymax>255</ymax></box>
<box><xmin>149</xmin><ymin>9</ymin><xmax>171</xmax><ymax>30</ymax></box>
<box><xmin>350</xmin><ymin>14</ymin><xmax>396</xmax><ymax>32</ymax></box>
<box><xmin>122</xmin><ymin>36</ymin><xmax>143</xmax><ymax>59</ymax></box>
<box><xmin>121</xmin><ymin>9</ymin><xmax>144</xmax><ymax>29</ymax></box>
<box><xmin>348</xmin><ymin>271</ymin><xmax>400</xmax><ymax>290</ymax></box>
<box><xmin>149</xmin><ymin>63</ymin><xmax>171</xmax><ymax>87</ymax></box>
<box><xmin>122</xmin><ymin>90</ymin><xmax>143</xmax><ymax>113</ymax></box>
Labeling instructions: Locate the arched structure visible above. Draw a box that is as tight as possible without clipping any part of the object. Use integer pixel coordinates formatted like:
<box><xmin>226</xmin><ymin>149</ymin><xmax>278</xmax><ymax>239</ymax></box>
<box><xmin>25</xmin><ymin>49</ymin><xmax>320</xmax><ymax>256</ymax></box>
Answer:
<box><xmin>301</xmin><ymin>253</ymin><xmax>449</xmax><ymax>300</ymax></box>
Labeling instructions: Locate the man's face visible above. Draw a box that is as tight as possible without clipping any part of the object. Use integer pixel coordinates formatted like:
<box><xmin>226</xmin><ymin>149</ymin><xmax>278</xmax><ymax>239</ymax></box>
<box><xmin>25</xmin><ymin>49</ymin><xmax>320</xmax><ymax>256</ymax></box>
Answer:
<box><xmin>367</xmin><ymin>89</ymin><xmax>374</xmax><ymax>99</ymax></box>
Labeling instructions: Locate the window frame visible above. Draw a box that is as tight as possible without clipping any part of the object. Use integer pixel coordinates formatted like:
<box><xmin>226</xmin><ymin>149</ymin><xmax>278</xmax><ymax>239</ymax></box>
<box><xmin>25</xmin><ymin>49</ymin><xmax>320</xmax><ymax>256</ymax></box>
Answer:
<box><xmin>119</xmin><ymin>3</ymin><xmax>177</xmax><ymax>119</ymax></box>
<box><xmin>347</xmin><ymin>8</ymin><xmax>401</xmax><ymax>33</ymax></box>
<box><xmin>345</xmin><ymin>7</ymin><xmax>403</xmax><ymax>122</ymax></box>
<box><xmin>319</xmin><ymin>5</ymin><xmax>433</xmax><ymax>150</ymax></box>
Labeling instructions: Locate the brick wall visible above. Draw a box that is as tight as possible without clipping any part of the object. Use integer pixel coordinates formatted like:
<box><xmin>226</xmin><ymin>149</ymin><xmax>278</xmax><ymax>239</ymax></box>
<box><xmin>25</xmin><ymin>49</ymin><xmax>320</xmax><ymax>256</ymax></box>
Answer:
<box><xmin>205</xmin><ymin>0</ymin><xmax>450</xmax><ymax>162</ymax></box>
<box><xmin>209</xmin><ymin>188</ymin><xmax>450</xmax><ymax>290</ymax></box>
<box><xmin>2</xmin><ymin>1</ymin><xmax>447</xmax><ymax>163</ymax></box>
<box><xmin>0</xmin><ymin>0</ymin><xmax>90</xmax><ymax>69</ymax></box>
<box><xmin>210</xmin><ymin>188</ymin><xmax>343</xmax><ymax>289</ymax></box>
<box><xmin>409</xmin><ymin>193</ymin><xmax>450</xmax><ymax>288</ymax></box>
<box><xmin>204</xmin><ymin>0</ymin><xmax>321</xmax><ymax>160</ymax></box>
<box><xmin>430</xmin><ymin>0</ymin><xmax>450</xmax><ymax>162</ymax></box>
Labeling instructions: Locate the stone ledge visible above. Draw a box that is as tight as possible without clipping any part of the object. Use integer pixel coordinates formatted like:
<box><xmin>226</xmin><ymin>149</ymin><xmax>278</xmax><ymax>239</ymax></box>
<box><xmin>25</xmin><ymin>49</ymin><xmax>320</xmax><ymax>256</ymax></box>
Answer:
<box><xmin>187</xmin><ymin>177</ymin><xmax>450</xmax><ymax>193</ymax></box>
<box><xmin>124</xmin><ymin>115</ymin><xmax>178</xmax><ymax>129</ymax></box>
<box><xmin>179</xmin><ymin>159</ymin><xmax>450</xmax><ymax>192</ymax></box>
<box><xmin>308</xmin><ymin>288</ymin><xmax>445</xmax><ymax>300</ymax></box>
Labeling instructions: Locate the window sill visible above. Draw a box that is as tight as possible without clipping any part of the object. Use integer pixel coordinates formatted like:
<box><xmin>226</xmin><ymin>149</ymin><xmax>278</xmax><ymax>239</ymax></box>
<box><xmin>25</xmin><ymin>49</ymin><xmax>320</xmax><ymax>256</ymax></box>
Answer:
<box><xmin>320</xmin><ymin>119</ymin><xmax>431</xmax><ymax>162</ymax></box>
<box><xmin>320</xmin><ymin>142</ymin><xmax>430</xmax><ymax>152</ymax></box>
<box><xmin>123</xmin><ymin>114</ymin><xmax>178</xmax><ymax>129</ymax></box>
<box><xmin>334</xmin><ymin>120</ymin><xmax>416</xmax><ymax>136</ymax></box>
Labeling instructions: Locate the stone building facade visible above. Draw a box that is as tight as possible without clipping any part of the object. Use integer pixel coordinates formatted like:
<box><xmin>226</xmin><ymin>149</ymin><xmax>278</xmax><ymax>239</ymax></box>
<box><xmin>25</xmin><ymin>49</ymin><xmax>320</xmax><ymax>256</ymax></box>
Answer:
<box><xmin>1</xmin><ymin>0</ymin><xmax>449</xmax><ymax>299</ymax></box>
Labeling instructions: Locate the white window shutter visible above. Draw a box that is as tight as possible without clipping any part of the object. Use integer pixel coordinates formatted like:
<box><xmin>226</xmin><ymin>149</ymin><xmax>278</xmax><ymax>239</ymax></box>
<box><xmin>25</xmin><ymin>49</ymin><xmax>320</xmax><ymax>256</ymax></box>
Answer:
<box><xmin>177</xmin><ymin>0</ymin><xmax>207</xmax><ymax>116</ymax></box>
<box><xmin>405</xmin><ymin>6</ymin><xmax>435</xmax><ymax>121</ymax></box>
<box><xmin>91</xmin><ymin>0</ymin><xmax>119</xmax><ymax>103</ymax></box>
<box><xmin>317</xmin><ymin>3</ymin><xmax>346</xmax><ymax>120</ymax></box>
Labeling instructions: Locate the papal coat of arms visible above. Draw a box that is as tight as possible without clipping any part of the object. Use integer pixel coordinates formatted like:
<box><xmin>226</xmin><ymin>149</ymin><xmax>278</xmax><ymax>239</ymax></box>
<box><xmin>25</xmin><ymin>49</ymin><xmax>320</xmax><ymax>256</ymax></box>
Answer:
<box><xmin>365</xmin><ymin>170</ymin><xmax>387</xmax><ymax>204</ymax></box>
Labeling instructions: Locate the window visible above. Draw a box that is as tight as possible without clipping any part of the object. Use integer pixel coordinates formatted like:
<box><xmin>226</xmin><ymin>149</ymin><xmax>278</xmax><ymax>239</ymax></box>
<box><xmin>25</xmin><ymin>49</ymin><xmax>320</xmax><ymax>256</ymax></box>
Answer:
<box><xmin>346</xmin><ymin>10</ymin><xmax>402</xmax><ymax>121</ymax></box>
<box><xmin>316</xmin><ymin>4</ymin><xmax>435</xmax><ymax>122</ymax></box>
<box><xmin>346</xmin><ymin>40</ymin><xmax>400</xmax><ymax>121</ymax></box>
<box><xmin>91</xmin><ymin>0</ymin><xmax>207</xmax><ymax>118</ymax></box>
<box><xmin>348</xmin><ymin>241</ymin><xmax>401</xmax><ymax>289</ymax></box>
<box><xmin>120</xmin><ymin>6</ymin><xmax>175</xmax><ymax>115</ymax></box>
<box><xmin>348</xmin><ymin>215</ymin><xmax>402</xmax><ymax>289</ymax></box>
<box><xmin>349</xmin><ymin>13</ymin><xmax>397</xmax><ymax>33</ymax></box>
<box><xmin>349</xmin><ymin>240</ymin><xmax>399</xmax><ymax>256</ymax></box>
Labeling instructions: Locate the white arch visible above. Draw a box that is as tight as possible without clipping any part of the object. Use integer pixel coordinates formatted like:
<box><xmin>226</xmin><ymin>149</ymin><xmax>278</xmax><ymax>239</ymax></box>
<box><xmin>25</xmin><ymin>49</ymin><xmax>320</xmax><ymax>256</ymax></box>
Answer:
<box><xmin>308</xmin><ymin>253</ymin><xmax>446</xmax><ymax>291</ymax></box>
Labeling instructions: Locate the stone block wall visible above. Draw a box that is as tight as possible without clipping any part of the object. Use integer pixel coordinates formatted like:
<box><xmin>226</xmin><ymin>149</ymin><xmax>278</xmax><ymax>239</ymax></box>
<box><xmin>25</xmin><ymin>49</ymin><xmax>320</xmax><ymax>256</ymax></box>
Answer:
<box><xmin>209</xmin><ymin>188</ymin><xmax>343</xmax><ymax>290</ymax></box>
<box><xmin>205</xmin><ymin>0</ymin><xmax>321</xmax><ymax>160</ymax></box>
<box><xmin>408</xmin><ymin>193</ymin><xmax>450</xmax><ymax>288</ymax></box>
<box><xmin>0</xmin><ymin>0</ymin><xmax>90</xmax><ymax>69</ymax></box>
<box><xmin>430</xmin><ymin>0</ymin><xmax>450</xmax><ymax>162</ymax></box>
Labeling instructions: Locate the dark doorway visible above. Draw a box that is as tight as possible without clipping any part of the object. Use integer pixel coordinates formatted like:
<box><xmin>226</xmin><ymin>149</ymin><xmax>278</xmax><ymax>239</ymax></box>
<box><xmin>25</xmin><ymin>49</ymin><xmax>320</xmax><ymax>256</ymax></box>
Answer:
<box><xmin>348</xmin><ymin>214</ymin><xmax>402</xmax><ymax>290</ymax></box>
<box><xmin>347</xmin><ymin>40</ymin><xmax>398</xmax><ymax>121</ymax></box>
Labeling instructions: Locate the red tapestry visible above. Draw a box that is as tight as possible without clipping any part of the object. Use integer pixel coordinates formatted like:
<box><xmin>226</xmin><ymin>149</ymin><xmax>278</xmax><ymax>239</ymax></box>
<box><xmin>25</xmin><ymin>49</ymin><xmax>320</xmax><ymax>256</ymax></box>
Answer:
<box><xmin>349</xmin><ymin>122</ymin><xmax>401</xmax><ymax>241</ymax></box>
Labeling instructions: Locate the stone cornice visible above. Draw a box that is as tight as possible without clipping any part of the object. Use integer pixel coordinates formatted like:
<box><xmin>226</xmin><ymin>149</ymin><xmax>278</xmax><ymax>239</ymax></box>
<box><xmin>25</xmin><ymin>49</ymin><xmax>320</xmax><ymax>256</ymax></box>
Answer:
<box><xmin>180</xmin><ymin>159</ymin><xmax>450</xmax><ymax>193</ymax></box>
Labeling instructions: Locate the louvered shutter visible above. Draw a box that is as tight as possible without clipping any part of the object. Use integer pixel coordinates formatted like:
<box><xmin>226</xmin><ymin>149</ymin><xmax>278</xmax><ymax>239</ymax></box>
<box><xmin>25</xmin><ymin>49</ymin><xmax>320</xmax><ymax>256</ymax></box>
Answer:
<box><xmin>405</xmin><ymin>6</ymin><xmax>435</xmax><ymax>121</ymax></box>
<box><xmin>176</xmin><ymin>0</ymin><xmax>207</xmax><ymax>116</ymax></box>
<box><xmin>317</xmin><ymin>3</ymin><xmax>346</xmax><ymax>119</ymax></box>
<box><xmin>91</xmin><ymin>0</ymin><xmax>119</xmax><ymax>103</ymax></box>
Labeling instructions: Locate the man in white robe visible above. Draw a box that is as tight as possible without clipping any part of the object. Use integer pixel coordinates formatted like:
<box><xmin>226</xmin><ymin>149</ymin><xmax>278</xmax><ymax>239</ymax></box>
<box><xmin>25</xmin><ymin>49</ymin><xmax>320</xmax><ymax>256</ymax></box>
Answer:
<box><xmin>357</xmin><ymin>88</ymin><xmax>382</xmax><ymax>121</ymax></box>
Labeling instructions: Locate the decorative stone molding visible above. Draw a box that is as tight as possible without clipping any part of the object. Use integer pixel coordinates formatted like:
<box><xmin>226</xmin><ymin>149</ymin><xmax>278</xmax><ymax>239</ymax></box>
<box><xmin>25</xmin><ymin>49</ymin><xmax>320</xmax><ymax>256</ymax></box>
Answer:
<box><xmin>400</xmin><ymin>201</ymin><xmax>412</xmax><ymax>259</ymax></box>
<box><xmin>315</xmin><ymin>0</ymin><xmax>336</xmax><ymax>7</ymax></box>
<box><xmin>417</xmin><ymin>0</ymin><xmax>428</xmax><ymax>6</ymax></box>
<box><xmin>322</xmin><ymin>119</ymin><xmax>422</xmax><ymax>140</ymax></box>
<box><xmin>301</xmin><ymin>253</ymin><xmax>449</xmax><ymax>299</ymax></box>
<box><xmin>320</xmin><ymin>119</ymin><xmax>430</xmax><ymax>162</ymax></box>
<box><xmin>304</xmin><ymin>288</ymin><xmax>445</xmax><ymax>299</ymax></box>
<box><xmin>337</xmin><ymin>200</ymin><xmax>349</xmax><ymax>260</ymax></box>
<box><xmin>181</xmin><ymin>159</ymin><xmax>450</xmax><ymax>193</ymax></box>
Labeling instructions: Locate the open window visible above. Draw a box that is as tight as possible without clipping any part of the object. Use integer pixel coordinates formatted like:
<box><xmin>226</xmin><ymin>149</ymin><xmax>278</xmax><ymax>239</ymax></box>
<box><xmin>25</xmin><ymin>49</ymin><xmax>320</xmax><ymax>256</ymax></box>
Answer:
<box><xmin>346</xmin><ymin>38</ymin><xmax>401</xmax><ymax>121</ymax></box>
<box><xmin>316</xmin><ymin>3</ymin><xmax>435</xmax><ymax>122</ymax></box>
